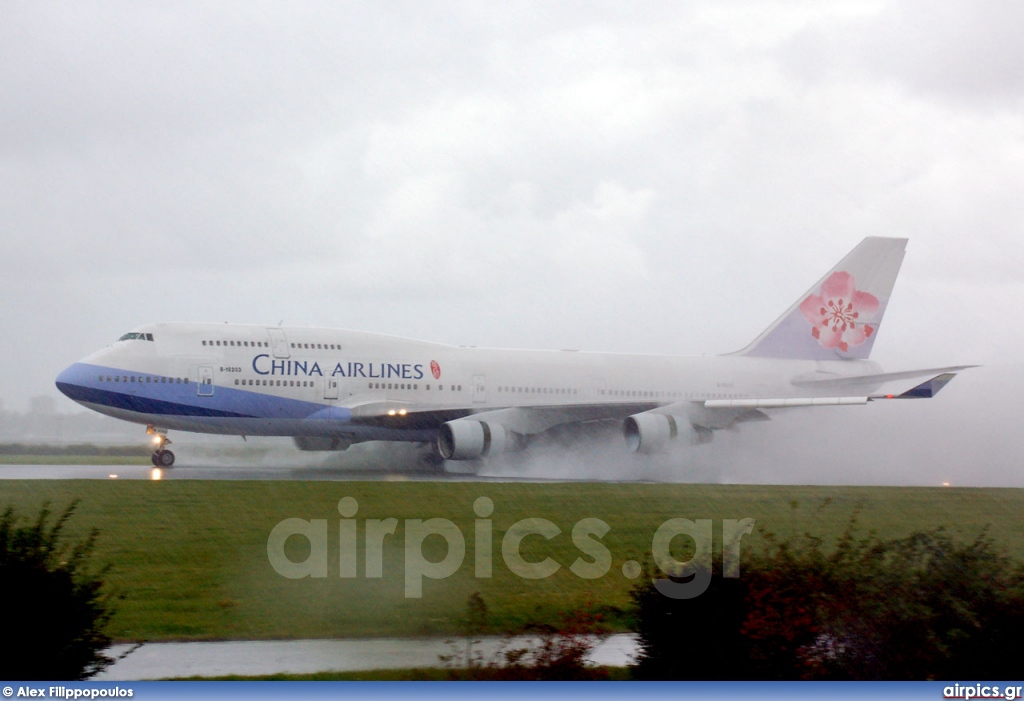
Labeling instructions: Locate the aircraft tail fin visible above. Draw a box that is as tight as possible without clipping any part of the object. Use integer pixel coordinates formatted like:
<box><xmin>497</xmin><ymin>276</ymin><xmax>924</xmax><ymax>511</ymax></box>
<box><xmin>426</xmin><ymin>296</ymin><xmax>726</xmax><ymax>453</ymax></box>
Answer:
<box><xmin>735</xmin><ymin>237</ymin><xmax>907</xmax><ymax>360</ymax></box>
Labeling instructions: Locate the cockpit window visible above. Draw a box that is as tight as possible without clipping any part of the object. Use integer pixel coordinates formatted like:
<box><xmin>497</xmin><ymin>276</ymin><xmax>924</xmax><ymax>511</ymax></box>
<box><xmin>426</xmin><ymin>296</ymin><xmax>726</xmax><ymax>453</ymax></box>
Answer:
<box><xmin>118</xmin><ymin>332</ymin><xmax>155</xmax><ymax>342</ymax></box>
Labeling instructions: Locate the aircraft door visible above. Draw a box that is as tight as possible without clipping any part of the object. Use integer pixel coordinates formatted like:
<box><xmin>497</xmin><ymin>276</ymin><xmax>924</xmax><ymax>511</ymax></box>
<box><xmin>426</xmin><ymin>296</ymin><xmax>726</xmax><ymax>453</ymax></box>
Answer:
<box><xmin>268</xmin><ymin>328</ymin><xmax>290</xmax><ymax>359</ymax></box>
<box><xmin>473</xmin><ymin>374</ymin><xmax>486</xmax><ymax>404</ymax></box>
<box><xmin>198</xmin><ymin>366</ymin><xmax>214</xmax><ymax>396</ymax></box>
<box><xmin>324</xmin><ymin>377</ymin><xmax>339</xmax><ymax>400</ymax></box>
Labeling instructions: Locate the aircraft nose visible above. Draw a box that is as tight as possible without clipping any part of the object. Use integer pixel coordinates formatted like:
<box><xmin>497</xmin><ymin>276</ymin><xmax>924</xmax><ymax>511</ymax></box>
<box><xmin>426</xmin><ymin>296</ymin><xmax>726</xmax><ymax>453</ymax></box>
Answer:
<box><xmin>56</xmin><ymin>363</ymin><xmax>89</xmax><ymax>401</ymax></box>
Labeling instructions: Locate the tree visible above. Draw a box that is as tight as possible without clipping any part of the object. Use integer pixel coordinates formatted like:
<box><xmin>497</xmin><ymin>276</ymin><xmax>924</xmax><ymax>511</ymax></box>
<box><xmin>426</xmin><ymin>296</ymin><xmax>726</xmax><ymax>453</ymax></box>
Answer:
<box><xmin>0</xmin><ymin>500</ymin><xmax>115</xmax><ymax>680</ymax></box>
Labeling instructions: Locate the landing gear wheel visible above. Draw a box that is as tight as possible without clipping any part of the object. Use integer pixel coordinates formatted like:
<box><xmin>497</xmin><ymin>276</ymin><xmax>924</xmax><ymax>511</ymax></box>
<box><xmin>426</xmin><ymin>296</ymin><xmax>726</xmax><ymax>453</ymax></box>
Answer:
<box><xmin>152</xmin><ymin>450</ymin><xmax>175</xmax><ymax>468</ymax></box>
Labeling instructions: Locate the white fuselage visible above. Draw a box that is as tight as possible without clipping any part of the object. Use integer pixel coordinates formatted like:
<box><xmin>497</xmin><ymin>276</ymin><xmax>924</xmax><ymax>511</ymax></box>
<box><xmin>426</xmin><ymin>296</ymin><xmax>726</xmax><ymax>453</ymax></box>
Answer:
<box><xmin>56</xmin><ymin>322</ymin><xmax>879</xmax><ymax>443</ymax></box>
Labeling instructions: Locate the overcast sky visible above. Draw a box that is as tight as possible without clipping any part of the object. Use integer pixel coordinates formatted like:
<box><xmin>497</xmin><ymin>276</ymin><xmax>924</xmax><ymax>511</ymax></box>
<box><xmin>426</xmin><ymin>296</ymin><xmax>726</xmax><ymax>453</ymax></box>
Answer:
<box><xmin>2</xmin><ymin>2</ymin><xmax>1022</xmax><ymax>482</ymax></box>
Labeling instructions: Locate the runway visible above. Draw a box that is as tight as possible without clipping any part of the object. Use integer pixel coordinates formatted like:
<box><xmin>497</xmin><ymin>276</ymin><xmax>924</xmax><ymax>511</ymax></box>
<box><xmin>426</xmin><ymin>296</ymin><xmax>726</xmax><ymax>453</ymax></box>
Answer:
<box><xmin>0</xmin><ymin>463</ymin><xmax>525</xmax><ymax>481</ymax></box>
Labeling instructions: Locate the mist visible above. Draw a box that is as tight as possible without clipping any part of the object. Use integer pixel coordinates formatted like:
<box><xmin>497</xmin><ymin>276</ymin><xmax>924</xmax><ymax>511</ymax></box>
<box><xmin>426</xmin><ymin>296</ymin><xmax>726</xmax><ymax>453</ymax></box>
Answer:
<box><xmin>486</xmin><ymin>365</ymin><xmax>1022</xmax><ymax>487</ymax></box>
<box><xmin>2</xmin><ymin>3</ymin><xmax>1020</xmax><ymax>487</ymax></box>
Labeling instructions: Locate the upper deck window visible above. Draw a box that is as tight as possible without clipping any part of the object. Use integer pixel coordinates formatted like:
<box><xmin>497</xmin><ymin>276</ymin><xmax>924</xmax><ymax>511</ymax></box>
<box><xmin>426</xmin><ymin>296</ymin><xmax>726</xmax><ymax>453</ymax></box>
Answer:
<box><xmin>118</xmin><ymin>332</ymin><xmax>154</xmax><ymax>342</ymax></box>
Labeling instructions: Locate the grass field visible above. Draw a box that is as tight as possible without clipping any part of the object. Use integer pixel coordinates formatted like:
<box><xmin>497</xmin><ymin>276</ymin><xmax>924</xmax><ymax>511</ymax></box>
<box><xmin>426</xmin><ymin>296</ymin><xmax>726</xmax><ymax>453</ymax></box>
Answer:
<box><xmin>0</xmin><ymin>444</ymin><xmax>151</xmax><ymax>465</ymax></box>
<box><xmin>2</xmin><ymin>480</ymin><xmax>1023</xmax><ymax>642</ymax></box>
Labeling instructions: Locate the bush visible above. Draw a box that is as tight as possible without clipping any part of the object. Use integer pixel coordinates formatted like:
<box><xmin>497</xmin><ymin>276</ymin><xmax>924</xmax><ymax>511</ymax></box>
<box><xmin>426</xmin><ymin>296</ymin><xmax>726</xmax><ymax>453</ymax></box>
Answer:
<box><xmin>441</xmin><ymin>593</ymin><xmax>610</xmax><ymax>680</ymax></box>
<box><xmin>630</xmin><ymin>560</ymin><xmax>747</xmax><ymax>680</ymax></box>
<box><xmin>0</xmin><ymin>501</ymin><xmax>116</xmax><ymax>680</ymax></box>
<box><xmin>630</xmin><ymin>517</ymin><xmax>1024</xmax><ymax>680</ymax></box>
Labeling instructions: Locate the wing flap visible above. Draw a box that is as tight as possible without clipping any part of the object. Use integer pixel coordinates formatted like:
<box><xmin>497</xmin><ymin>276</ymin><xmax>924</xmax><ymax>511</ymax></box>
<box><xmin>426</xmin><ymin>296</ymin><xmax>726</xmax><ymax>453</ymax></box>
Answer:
<box><xmin>704</xmin><ymin>396</ymin><xmax>868</xmax><ymax>409</ymax></box>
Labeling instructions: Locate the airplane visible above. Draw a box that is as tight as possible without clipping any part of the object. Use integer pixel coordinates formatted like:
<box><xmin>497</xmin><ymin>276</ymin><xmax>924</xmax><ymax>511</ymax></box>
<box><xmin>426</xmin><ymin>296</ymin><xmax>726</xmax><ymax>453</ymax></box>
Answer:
<box><xmin>56</xmin><ymin>237</ymin><xmax>970</xmax><ymax>471</ymax></box>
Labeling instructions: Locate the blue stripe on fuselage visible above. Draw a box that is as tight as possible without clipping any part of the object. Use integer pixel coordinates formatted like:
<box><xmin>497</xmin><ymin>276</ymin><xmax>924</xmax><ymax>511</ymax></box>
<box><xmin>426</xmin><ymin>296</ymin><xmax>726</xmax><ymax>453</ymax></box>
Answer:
<box><xmin>56</xmin><ymin>363</ymin><xmax>341</xmax><ymax>421</ymax></box>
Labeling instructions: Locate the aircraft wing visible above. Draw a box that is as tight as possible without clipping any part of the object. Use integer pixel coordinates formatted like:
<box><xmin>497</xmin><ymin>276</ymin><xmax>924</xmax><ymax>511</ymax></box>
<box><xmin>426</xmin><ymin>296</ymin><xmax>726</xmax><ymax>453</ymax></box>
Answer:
<box><xmin>704</xmin><ymin>369</ymin><xmax>969</xmax><ymax>412</ymax></box>
<box><xmin>680</xmin><ymin>368</ymin><xmax>970</xmax><ymax>432</ymax></box>
<box><xmin>789</xmin><ymin>365</ymin><xmax>975</xmax><ymax>393</ymax></box>
<box><xmin>333</xmin><ymin>367</ymin><xmax>968</xmax><ymax>440</ymax></box>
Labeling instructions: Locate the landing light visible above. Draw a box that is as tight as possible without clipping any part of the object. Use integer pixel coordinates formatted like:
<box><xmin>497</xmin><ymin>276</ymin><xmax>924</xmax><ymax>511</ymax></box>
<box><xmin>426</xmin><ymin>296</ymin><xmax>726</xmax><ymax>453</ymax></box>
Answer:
<box><xmin>152</xmin><ymin>436</ymin><xmax>163</xmax><ymax>445</ymax></box>
<box><xmin>109</xmin><ymin>474</ymin><xmax>118</xmax><ymax>479</ymax></box>
<box><xmin>151</xmin><ymin>468</ymin><xmax>163</xmax><ymax>481</ymax></box>
<box><xmin>387</xmin><ymin>410</ymin><xmax>396</xmax><ymax>416</ymax></box>
<box><xmin>942</xmin><ymin>481</ymin><xmax>951</xmax><ymax>487</ymax></box>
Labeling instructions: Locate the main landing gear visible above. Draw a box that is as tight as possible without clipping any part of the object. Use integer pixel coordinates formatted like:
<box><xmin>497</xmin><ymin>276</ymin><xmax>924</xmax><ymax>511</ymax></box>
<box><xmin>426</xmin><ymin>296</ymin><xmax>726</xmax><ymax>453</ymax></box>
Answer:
<box><xmin>147</xmin><ymin>426</ymin><xmax>175</xmax><ymax>467</ymax></box>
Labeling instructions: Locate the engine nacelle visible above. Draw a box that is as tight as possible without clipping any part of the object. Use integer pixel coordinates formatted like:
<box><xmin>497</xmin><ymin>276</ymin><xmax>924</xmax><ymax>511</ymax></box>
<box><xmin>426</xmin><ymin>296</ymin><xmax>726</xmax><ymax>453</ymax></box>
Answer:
<box><xmin>623</xmin><ymin>412</ymin><xmax>711</xmax><ymax>454</ymax></box>
<box><xmin>438</xmin><ymin>419</ymin><xmax>509</xmax><ymax>460</ymax></box>
<box><xmin>293</xmin><ymin>436</ymin><xmax>353</xmax><ymax>452</ymax></box>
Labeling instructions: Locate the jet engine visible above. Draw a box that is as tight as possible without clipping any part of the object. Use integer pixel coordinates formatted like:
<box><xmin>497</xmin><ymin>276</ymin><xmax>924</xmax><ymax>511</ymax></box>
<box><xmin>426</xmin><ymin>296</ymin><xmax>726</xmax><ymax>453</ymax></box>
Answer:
<box><xmin>623</xmin><ymin>412</ymin><xmax>711</xmax><ymax>454</ymax></box>
<box><xmin>438</xmin><ymin>419</ymin><xmax>510</xmax><ymax>460</ymax></box>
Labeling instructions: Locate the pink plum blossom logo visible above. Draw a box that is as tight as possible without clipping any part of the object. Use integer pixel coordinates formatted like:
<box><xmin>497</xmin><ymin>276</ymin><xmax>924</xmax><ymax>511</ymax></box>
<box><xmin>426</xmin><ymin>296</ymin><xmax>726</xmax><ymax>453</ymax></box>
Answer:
<box><xmin>798</xmin><ymin>272</ymin><xmax>880</xmax><ymax>352</ymax></box>
<box><xmin>430</xmin><ymin>360</ymin><xmax>441</xmax><ymax>380</ymax></box>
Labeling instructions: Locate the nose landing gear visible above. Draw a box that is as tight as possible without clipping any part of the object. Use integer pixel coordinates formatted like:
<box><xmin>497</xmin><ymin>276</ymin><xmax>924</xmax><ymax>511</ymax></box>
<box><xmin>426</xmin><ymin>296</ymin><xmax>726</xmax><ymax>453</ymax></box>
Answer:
<box><xmin>147</xmin><ymin>426</ymin><xmax>175</xmax><ymax>467</ymax></box>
